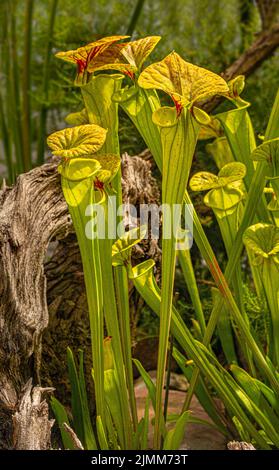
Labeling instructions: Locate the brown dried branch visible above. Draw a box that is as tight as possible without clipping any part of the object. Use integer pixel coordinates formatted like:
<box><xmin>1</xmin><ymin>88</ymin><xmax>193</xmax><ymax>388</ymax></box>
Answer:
<box><xmin>205</xmin><ymin>22</ymin><xmax>279</xmax><ymax>112</ymax></box>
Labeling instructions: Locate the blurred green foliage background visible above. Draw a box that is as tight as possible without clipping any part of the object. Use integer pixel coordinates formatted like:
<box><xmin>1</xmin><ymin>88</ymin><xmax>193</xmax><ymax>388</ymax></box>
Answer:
<box><xmin>0</xmin><ymin>0</ymin><xmax>277</xmax><ymax>345</ymax></box>
<box><xmin>0</xmin><ymin>0</ymin><xmax>278</xmax><ymax>183</ymax></box>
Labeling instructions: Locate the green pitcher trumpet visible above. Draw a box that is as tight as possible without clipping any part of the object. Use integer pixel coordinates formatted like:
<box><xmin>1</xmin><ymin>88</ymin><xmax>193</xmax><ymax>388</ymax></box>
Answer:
<box><xmin>206</xmin><ymin>136</ymin><xmax>234</xmax><ymax>170</ymax></box>
<box><xmin>113</xmin><ymin>85</ymin><xmax>162</xmax><ymax>169</ymax></box>
<box><xmin>216</xmin><ymin>88</ymin><xmax>256</xmax><ymax>187</ymax></box>
<box><xmin>190</xmin><ymin>162</ymin><xmax>246</xmax><ymax>252</ymax></box>
<box><xmin>81</xmin><ymin>74</ymin><xmax>124</xmax><ymax>156</ymax></box>
<box><xmin>48</xmin><ymin>123</ymin><xmax>113</xmax><ymax>427</ymax></box>
<box><xmin>55</xmin><ymin>35</ymin><xmax>129</xmax><ymax>85</ymax></box>
<box><xmin>215</xmin><ymin>76</ymin><xmax>270</xmax><ymax>223</ymax></box>
<box><xmin>138</xmin><ymin>51</ymin><xmax>229</xmax><ymax>448</ymax></box>
<box><xmin>77</xmin><ymin>72</ymin><xmax>136</xmax><ymax>440</ymax></box>
<box><xmin>102</xmin><ymin>337</ymin><xmax>126</xmax><ymax>448</ymax></box>
<box><xmin>251</xmin><ymin>138</ymin><xmax>279</xmax><ymax>226</ymax></box>
<box><xmin>190</xmin><ymin>162</ymin><xmax>247</xmax><ymax>364</ymax></box>
<box><xmin>77</xmin><ymin>35</ymin><xmax>162</xmax><ymax>168</ymax></box>
<box><xmin>243</xmin><ymin>223</ymin><xmax>279</xmax><ymax>366</ymax></box>
<box><xmin>88</xmin><ymin>36</ymin><xmax>161</xmax><ymax>77</ymax></box>
<box><xmin>98</xmin><ymin>35</ymin><xmax>163</xmax><ymax>169</ymax></box>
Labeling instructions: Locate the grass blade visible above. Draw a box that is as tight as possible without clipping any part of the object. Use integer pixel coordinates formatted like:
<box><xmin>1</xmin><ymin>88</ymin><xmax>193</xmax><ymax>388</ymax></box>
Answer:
<box><xmin>50</xmin><ymin>397</ymin><xmax>76</xmax><ymax>450</ymax></box>
<box><xmin>163</xmin><ymin>411</ymin><xmax>190</xmax><ymax>450</ymax></box>
<box><xmin>37</xmin><ymin>0</ymin><xmax>59</xmax><ymax>164</ymax></box>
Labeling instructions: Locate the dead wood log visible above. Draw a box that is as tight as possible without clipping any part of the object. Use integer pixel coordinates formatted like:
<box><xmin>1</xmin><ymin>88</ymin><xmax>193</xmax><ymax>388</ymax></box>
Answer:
<box><xmin>0</xmin><ymin>163</ymin><xmax>69</xmax><ymax>449</ymax></box>
<box><xmin>227</xmin><ymin>441</ymin><xmax>256</xmax><ymax>450</ymax></box>
<box><xmin>0</xmin><ymin>154</ymin><xmax>160</xmax><ymax>449</ymax></box>
<box><xmin>12</xmin><ymin>380</ymin><xmax>54</xmax><ymax>450</ymax></box>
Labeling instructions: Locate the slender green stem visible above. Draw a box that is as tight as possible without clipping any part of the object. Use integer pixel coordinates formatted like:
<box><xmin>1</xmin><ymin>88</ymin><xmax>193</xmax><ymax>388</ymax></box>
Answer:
<box><xmin>114</xmin><ymin>264</ymin><xmax>138</xmax><ymax>430</ymax></box>
<box><xmin>22</xmin><ymin>0</ymin><xmax>34</xmax><ymax>172</ymax></box>
<box><xmin>131</xmin><ymin>264</ymin><xmax>270</xmax><ymax>448</ymax></box>
<box><xmin>163</xmin><ymin>335</ymin><xmax>173</xmax><ymax>421</ymax></box>
<box><xmin>183</xmin><ymin>181</ymin><xmax>279</xmax><ymax>403</ymax></box>
<box><xmin>8</xmin><ymin>0</ymin><xmax>23</xmax><ymax>176</ymax></box>
<box><xmin>64</xmin><ymin>182</ymin><xmax>106</xmax><ymax>423</ymax></box>
<box><xmin>222</xmin><ymin>212</ymin><xmax>256</xmax><ymax>372</ymax></box>
<box><xmin>113</xmin><ymin>163</ymin><xmax>137</xmax><ymax>432</ymax></box>
<box><xmin>178</xmin><ymin>250</ymin><xmax>206</xmax><ymax>335</ymax></box>
<box><xmin>0</xmin><ymin>91</ymin><xmax>13</xmax><ymax>182</ymax></box>
<box><xmin>154</xmin><ymin>109</ymin><xmax>200</xmax><ymax>449</ymax></box>
<box><xmin>82</xmin><ymin>75</ymin><xmax>137</xmax><ymax>440</ymax></box>
<box><xmin>100</xmin><ymin>235</ymin><xmax>134</xmax><ymax>447</ymax></box>
<box><xmin>155</xmin><ymin>235</ymin><xmax>176</xmax><ymax>448</ymax></box>
<box><xmin>265</xmin><ymin>89</ymin><xmax>279</xmax><ymax>141</ymax></box>
<box><xmin>37</xmin><ymin>0</ymin><xmax>59</xmax><ymax>165</ymax></box>
<box><xmin>126</xmin><ymin>0</ymin><xmax>146</xmax><ymax>36</ymax></box>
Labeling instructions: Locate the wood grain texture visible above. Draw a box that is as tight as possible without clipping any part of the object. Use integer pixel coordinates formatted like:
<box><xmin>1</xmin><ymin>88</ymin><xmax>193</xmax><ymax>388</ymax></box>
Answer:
<box><xmin>0</xmin><ymin>162</ymin><xmax>69</xmax><ymax>448</ymax></box>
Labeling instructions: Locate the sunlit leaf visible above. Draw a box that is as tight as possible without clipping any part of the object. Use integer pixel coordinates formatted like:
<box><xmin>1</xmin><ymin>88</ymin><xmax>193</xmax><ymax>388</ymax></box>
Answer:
<box><xmin>87</xmin><ymin>36</ymin><xmax>161</xmax><ymax>76</ymax></box>
<box><xmin>243</xmin><ymin>223</ymin><xmax>279</xmax><ymax>261</ymax></box>
<box><xmin>47</xmin><ymin>124</ymin><xmax>107</xmax><ymax>158</ymax></box>
<box><xmin>121</xmin><ymin>36</ymin><xmax>161</xmax><ymax>71</ymax></box>
<box><xmin>132</xmin><ymin>359</ymin><xmax>157</xmax><ymax>415</ymax></box>
<box><xmin>204</xmin><ymin>186</ymin><xmax>244</xmax><ymax>213</ymax></box>
<box><xmin>50</xmin><ymin>397</ymin><xmax>75</xmax><ymax>450</ymax></box>
<box><xmin>206</xmin><ymin>137</ymin><xmax>234</xmax><ymax>169</ymax></box>
<box><xmin>251</xmin><ymin>138</ymin><xmax>279</xmax><ymax>176</ymax></box>
<box><xmin>198</xmin><ymin>117</ymin><xmax>222</xmax><ymax>140</ymax></box>
<box><xmin>101</xmin><ymin>338</ymin><xmax>125</xmax><ymax>448</ymax></box>
<box><xmin>65</xmin><ymin>108</ymin><xmax>89</xmax><ymax>126</ymax></box>
<box><xmin>163</xmin><ymin>411</ymin><xmax>190</xmax><ymax>450</ymax></box>
<box><xmin>87</xmin><ymin>43</ymin><xmax>136</xmax><ymax>75</ymax></box>
<box><xmin>190</xmin><ymin>162</ymin><xmax>246</xmax><ymax>191</ymax></box>
<box><xmin>66</xmin><ymin>347</ymin><xmax>85</xmax><ymax>445</ymax></box>
<box><xmin>231</xmin><ymin>365</ymin><xmax>279</xmax><ymax>432</ymax></box>
<box><xmin>55</xmin><ymin>35</ymin><xmax>129</xmax><ymax>74</ymax></box>
<box><xmin>58</xmin><ymin>158</ymin><xmax>101</xmax><ymax>181</ymax></box>
<box><xmin>138</xmin><ymin>51</ymin><xmax>229</xmax><ymax>108</ymax></box>
<box><xmin>190</xmin><ymin>172</ymin><xmax>219</xmax><ymax>191</ymax></box>
<box><xmin>96</xmin><ymin>416</ymin><xmax>109</xmax><ymax>450</ymax></box>
<box><xmin>218</xmin><ymin>162</ymin><xmax>246</xmax><ymax>185</ymax></box>
<box><xmin>94</xmin><ymin>153</ymin><xmax>121</xmax><ymax>182</ymax></box>
<box><xmin>243</xmin><ymin>223</ymin><xmax>279</xmax><ymax>366</ymax></box>
<box><xmin>112</xmin><ymin>226</ymin><xmax>147</xmax><ymax>266</ymax></box>
<box><xmin>227</xmin><ymin>75</ymin><xmax>245</xmax><ymax>98</ymax></box>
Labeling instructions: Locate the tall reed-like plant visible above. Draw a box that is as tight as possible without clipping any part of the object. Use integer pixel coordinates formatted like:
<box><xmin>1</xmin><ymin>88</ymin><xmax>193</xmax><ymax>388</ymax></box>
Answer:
<box><xmin>0</xmin><ymin>0</ymin><xmax>60</xmax><ymax>183</ymax></box>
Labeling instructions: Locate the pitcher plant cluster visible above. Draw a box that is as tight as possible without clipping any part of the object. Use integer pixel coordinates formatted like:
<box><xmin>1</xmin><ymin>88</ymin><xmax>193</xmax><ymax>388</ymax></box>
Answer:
<box><xmin>47</xmin><ymin>35</ymin><xmax>279</xmax><ymax>450</ymax></box>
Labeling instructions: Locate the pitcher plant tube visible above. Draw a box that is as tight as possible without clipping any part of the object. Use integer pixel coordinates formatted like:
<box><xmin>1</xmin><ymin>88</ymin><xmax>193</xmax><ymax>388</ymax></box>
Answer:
<box><xmin>138</xmin><ymin>51</ymin><xmax>229</xmax><ymax>448</ymax></box>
